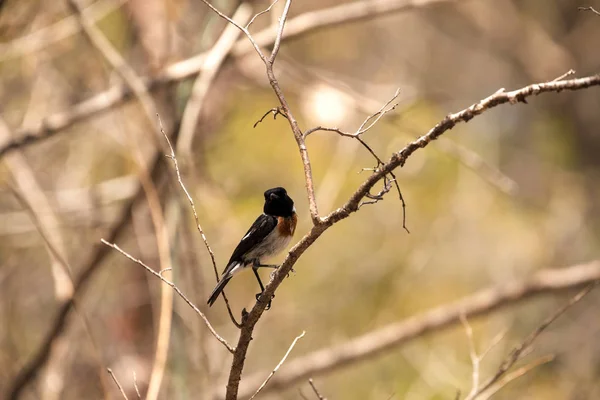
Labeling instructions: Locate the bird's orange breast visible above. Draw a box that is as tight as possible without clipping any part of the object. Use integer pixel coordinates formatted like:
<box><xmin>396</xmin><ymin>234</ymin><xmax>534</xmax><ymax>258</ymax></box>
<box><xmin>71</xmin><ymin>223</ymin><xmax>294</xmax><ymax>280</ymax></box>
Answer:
<box><xmin>277</xmin><ymin>213</ymin><xmax>297</xmax><ymax>237</ymax></box>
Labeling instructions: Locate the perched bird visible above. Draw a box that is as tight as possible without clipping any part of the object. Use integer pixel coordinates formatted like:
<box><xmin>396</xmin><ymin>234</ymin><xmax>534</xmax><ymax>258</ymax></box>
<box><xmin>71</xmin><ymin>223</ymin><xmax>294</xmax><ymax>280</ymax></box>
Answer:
<box><xmin>207</xmin><ymin>187</ymin><xmax>297</xmax><ymax>307</ymax></box>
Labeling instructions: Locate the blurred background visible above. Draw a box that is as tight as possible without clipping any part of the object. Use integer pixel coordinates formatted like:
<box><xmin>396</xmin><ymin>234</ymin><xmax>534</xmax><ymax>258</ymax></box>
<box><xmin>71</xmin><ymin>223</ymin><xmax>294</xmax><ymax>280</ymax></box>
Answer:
<box><xmin>1</xmin><ymin>0</ymin><xmax>599</xmax><ymax>399</ymax></box>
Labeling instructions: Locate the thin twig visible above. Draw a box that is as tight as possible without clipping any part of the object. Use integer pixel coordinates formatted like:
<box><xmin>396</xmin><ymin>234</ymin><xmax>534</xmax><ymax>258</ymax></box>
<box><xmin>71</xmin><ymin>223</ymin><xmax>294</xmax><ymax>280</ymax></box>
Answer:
<box><xmin>552</xmin><ymin>69</ymin><xmax>576</xmax><ymax>81</ymax></box>
<box><xmin>132</xmin><ymin>371</ymin><xmax>142</xmax><ymax>400</ymax></box>
<box><xmin>249</xmin><ymin>331</ymin><xmax>306</xmax><ymax>399</ymax></box>
<box><xmin>460</xmin><ymin>315</ymin><xmax>480</xmax><ymax>398</ymax></box>
<box><xmin>268</xmin><ymin>0</ymin><xmax>292</xmax><ymax>63</ymax></box>
<box><xmin>253</xmin><ymin>107</ymin><xmax>287</xmax><ymax>128</ymax></box>
<box><xmin>308</xmin><ymin>379</ymin><xmax>326</xmax><ymax>400</ymax></box>
<box><xmin>467</xmin><ymin>283</ymin><xmax>598</xmax><ymax>400</ymax></box>
<box><xmin>247</xmin><ymin>0</ymin><xmax>280</xmax><ymax>29</ymax></box>
<box><xmin>478</xmin><ymin>328</ymin><xmax>509</xmax><ymax>360</ymax></box>
<box><xmin>101</xmin><ymin>239</ymin><xmax>235</xmax><ymax>353</ymax></box>
<box><xmin>107</xmin><ymin>368</ymin><xmax>129</xmax><ymax>400</ymax></box>
<box><xmin>158</xmin><ymin>116</ymin><xmax>242</xmax><ymax>328</ymax></box>
<box><xmin>356</xmin><ymin>88</ymin><xmax>400</xmax><ymax>134</ymax></box>
<box><xmin>578</xmin><ymin>6</ymin><xmax>600</xmax><ymax>16</ymax></box>
<box><xmin>478</xmin><ymin>355</ymin><xmax>555</xmax><ymax>400</ymax></box>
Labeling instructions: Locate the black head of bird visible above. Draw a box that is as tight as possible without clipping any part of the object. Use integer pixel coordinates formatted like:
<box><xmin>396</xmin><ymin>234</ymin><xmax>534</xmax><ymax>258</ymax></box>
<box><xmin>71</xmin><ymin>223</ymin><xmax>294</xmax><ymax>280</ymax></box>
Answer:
<box><xmin>264</xmin><ymin>187</ymin><xmax>295</xmax><ymax>217</ymax></box>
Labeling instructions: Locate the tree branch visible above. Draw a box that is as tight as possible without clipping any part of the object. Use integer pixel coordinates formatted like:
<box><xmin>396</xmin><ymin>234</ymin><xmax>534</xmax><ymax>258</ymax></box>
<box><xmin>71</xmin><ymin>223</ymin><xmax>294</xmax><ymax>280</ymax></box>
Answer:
<box><xmin>232</xmin><ymin>260</ymin><xmax>600</xmax><ymax>398</ymax></box>
<box><xmin>223</xmin><ymin>73</ymin><xmax>600</xmax><ymax>399</ymax></box>
<box><xmin>0</xmin><ymin>0</ymin><xmax>462</xmax><ymax>158</ymax></box>
<box><xmin>100</xmin><ymin>239</ymin><xmax>234</xmax><ymax>353</ymax></box>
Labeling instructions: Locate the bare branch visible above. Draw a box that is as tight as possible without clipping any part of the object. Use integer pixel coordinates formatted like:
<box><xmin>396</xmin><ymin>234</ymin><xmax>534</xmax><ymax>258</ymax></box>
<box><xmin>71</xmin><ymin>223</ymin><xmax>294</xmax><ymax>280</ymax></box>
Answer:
<box><xmin>177</xmin><ymin>5</ymin><xmax>252</xmax><ymax>155</ymax></box>
<box><xmin>324</xmin><ymin>74</ymin><xmax>600</xmax><ymax>226</ymax></box>
<box><xmin>302</xmin><ymin>89</ymin><xmax>409</xmax><ymax>232</ymax></box>
<box><xmin>5</xmin><ymin>147</ymin><xmax>167</xmax><ymax>400</ymax></box>
<box><xmin>268</xmin><ymin>0</ymin><xmax>292</xmax><ymax>63</ymax></box>
<box><xmin>253</xmin><ymin>107</ymin><xmax>287</xmax><ymax>128</ymax></box>
<box><xmin>107</xmin><ymin>368</ymin><xmax>129</xmax><ymax>400</ymax></box>
<box><xmin>249</xmin><ymin>331</ymin><xmax>306</xmax><ymax>399</ymax></box>
<box><xmin>219</xmin><ymin>73</ymin><xmax>600</xmax><ymax>400</ymax></box>
<box><xmin>0</xmin><ymin>0</ymin><xmax>128</xmax><ymax>62</ymax></box>
<box><xmin>468</xmin><ymin>283</ymin><xmax>598</xmax><ymax>399</ymax></box>
<box><xmin>356</xmin><ymin>88</ymin><xmax>400</xmax><ymax>134</ymax></box>
<box><xmin>0</xmin><ymin>0</ymin><xmax>464</xmax><ymax>158</ymax></box>
<box><xmin>66</xmin><ymin>0</ymin><xmax>161</xmax><ymax>144</ymax></box>
<box><xmin>231</xmin><ymin>260</ymin><xmax>600</xmax><ymax>399</ymax></box>
<box><xmin>100</xmin><ymin>239</ymin><xmax>234</xmax><ymax>353</ymax></box>
<box><xmin>286</xmin><ymin>59</ymin><xmax>519</xmax><ymax>196</ymax></box>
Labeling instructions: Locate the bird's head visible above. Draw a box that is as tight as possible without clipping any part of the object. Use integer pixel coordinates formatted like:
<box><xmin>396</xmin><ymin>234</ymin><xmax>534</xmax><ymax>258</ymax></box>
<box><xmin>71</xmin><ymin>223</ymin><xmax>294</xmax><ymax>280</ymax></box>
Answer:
<box><xmin>263</xmin><ymin>187</ymin><xmax>295</xmax><ymax>217</ymax></box>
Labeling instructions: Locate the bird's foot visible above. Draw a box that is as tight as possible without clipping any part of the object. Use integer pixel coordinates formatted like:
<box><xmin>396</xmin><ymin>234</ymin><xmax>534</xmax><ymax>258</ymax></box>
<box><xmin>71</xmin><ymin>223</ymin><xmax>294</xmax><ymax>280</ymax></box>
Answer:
<box><xmin>255</xmin><ymin>292</ymin><xmax>275</xmax><ymax>310</ymax></box>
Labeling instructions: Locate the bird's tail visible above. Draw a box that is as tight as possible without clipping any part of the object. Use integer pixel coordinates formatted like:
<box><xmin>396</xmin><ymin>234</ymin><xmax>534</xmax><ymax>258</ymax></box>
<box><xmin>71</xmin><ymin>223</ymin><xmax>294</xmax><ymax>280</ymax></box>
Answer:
<box><xmin>207</xmin><ymin>275</ymin><xmax>231</xmax><ymax>307</ymax></box>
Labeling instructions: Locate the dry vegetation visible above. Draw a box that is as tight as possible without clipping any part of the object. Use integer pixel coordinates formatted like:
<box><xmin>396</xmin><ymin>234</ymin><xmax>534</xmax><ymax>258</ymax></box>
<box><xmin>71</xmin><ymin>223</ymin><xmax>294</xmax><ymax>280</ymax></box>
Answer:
<box><xmin>1</xmin><ymin>1</ymin><xmax>600</xmax><ymax>399</ymax></box>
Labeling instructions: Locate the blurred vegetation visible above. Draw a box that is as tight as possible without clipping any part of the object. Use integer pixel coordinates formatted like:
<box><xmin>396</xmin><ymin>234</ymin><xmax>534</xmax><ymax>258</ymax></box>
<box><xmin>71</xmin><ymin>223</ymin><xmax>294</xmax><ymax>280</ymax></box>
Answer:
<box><xmin>1</xmin><ymin>0</ymin><xmax>599</xmax><ymax>399</ymax></box>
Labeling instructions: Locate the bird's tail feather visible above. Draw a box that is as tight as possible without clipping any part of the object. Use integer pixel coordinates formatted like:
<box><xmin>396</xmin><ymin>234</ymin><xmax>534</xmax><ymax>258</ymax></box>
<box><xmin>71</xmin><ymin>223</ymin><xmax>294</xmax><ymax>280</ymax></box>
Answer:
<box><xmin>207</xmin><ymin>275</ymin><xmax>231</xmax><ymax>306</ymax></box>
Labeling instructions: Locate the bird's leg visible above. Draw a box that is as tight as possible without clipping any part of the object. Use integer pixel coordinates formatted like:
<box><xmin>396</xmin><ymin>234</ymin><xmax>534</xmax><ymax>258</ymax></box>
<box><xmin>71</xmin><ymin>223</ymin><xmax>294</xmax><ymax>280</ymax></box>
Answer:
<box><xmin>252</xmin><ymin>264</ymin><xmax>274</xmax><ymax>310</ymax></box>
<box><xmin>256</xmin><ymin>263</ymin><xmax>295</xmax><ymax>279</ymax></box>
<box><xmin>252</xmin><ymin>267</ymin><xmax>266</xmax><ymax>293</ymax></box>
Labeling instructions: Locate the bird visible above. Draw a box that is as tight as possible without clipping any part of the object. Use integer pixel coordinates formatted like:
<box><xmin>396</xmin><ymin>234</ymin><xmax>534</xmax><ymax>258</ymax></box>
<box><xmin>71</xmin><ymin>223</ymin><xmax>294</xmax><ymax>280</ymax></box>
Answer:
<box><xmin>207</xmin><ymin>187</ymin><xmax>297</xmax><ymax>307</ymax></box>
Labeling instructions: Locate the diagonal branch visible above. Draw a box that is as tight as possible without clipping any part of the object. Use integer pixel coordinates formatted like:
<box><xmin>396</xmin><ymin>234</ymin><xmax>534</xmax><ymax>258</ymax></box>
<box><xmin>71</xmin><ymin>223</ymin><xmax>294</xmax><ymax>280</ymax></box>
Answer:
<box><xmin>323</xmin><ymin>73</ymin><xmax>600</xmax><ymax>226</ymax></box>
<box><xmin>249</xmin><ymin>331</ymin><xmax>305</xmax><ymax>399</ymax></box>
<box><xmin>231</xmin><ymin>260</ymin><xmax>600</xmax><ymax>399</ymax></box>
<box><xmin>100</xmin><ymin>239</ymin><xmax>234</xmax><ymax>353</ymax></box>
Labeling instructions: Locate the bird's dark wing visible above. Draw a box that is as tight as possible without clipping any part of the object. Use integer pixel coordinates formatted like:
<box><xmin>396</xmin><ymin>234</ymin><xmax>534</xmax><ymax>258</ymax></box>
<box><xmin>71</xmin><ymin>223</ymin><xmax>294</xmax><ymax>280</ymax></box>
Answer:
<box><xmin>223</xmin><ymin>213</ymin><xmax>277</xmax><ymax>272</ymax></box>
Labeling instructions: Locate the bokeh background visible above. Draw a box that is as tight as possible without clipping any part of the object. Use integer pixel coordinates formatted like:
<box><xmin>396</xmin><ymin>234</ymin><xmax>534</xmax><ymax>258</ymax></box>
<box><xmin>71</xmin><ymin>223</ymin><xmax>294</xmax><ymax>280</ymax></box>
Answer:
<box><xmin>1</xmin><ymin>0</ymin><xmax>600</xmax><ymax>399</ymax></box>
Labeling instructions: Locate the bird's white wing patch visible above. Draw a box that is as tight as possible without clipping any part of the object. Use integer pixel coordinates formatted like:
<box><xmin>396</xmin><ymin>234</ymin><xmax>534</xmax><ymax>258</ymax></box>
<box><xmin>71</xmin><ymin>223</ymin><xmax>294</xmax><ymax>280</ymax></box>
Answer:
<box><xmin>226</xmin><ymin>262</ymin><xmax>245</xmax><ymax>278</ymax></box>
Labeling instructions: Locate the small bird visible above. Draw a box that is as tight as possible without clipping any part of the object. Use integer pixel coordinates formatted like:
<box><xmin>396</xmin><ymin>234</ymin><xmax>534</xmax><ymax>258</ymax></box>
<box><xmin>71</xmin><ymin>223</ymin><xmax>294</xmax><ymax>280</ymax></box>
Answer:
<box><xmin>207</xmin><ymin>187</ymin><xmax>297</xmax><ymax>307</ymax></box>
